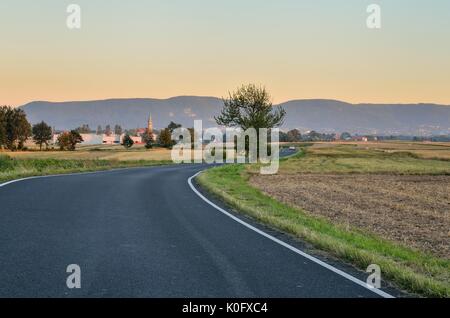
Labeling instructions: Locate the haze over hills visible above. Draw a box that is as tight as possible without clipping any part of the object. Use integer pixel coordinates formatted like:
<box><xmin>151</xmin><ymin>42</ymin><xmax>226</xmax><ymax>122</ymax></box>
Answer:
<box><xmin>20</xmin><ymin>97</ymin><xmax>450</xmax><ymax>136</ymax></box>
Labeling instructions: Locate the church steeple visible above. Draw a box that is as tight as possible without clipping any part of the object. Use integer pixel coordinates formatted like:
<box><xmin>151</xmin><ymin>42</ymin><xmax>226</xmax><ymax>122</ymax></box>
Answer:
<box><xmin>147</xmin><ymin>114</ymin><xmax>153</xmax><ymax>135</ymax></box>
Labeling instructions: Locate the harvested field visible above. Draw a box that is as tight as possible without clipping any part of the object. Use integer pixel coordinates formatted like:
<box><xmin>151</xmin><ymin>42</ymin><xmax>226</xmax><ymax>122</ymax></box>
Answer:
<box><xmin>250</xmin><ymin>173</ymin><xmax>450</xmax><ymax>259</ymax></box>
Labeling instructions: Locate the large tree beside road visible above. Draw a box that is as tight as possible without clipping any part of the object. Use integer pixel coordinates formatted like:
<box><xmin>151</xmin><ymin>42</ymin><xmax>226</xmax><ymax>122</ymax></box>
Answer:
<box><xmin>215</xmin><ymin>84</ymin><xmax>286</xmax><ymax>153</ymax></box>
<box><xmin>215</xmin><ymin>84</ymin><xmax>286</xmax><ymax>131</ymax></box>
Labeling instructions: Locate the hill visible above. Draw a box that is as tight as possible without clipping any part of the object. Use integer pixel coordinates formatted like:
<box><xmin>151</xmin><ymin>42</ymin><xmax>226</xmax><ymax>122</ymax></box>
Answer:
<box><xmin>20</xmin><ymin>97</ymin><xmax>450</xmax><ymax>135</ymax></box>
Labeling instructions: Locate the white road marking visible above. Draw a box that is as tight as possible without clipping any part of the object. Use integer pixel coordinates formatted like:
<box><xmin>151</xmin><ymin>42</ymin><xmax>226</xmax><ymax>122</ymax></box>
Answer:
<box><xmin>0</xmin><ymin>166</ymin><xmax>158</xmax><ymax>188</ymax></box>
<box><xmin>188</xmin><ymin>171</ymin><xmax>395</xmax><ymax>299</ymax></box>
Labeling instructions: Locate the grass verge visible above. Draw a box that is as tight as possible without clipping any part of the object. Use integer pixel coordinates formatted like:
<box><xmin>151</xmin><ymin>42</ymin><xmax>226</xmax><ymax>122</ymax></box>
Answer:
<box><xmin>197</xmin><ymin>163</ymin><xmax>450</xmax><ymax>297</ymax></box>
<box><xmin>0</xmin><ymin>154</ymin><xmax>172</xmax><ymax>183</ymax></box>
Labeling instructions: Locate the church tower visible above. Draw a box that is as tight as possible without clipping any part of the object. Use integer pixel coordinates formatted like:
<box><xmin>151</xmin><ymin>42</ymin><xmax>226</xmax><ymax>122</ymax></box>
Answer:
<box><xmin>147</xmin><ymin>114</ymin><xmax>153</xmax><ymax>135</ymax></box>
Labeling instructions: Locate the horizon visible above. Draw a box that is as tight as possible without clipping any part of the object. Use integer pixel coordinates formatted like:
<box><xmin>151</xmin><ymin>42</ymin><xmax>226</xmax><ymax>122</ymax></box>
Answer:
<box><xmin>1</xmin><ymin>0</ymin><xmax>450</xmax><ymax>106</ymax></box>
<box><xmin>18</xmin><ymin>95</ymin><xmax>450</xmax><ymax>108</ymax></box>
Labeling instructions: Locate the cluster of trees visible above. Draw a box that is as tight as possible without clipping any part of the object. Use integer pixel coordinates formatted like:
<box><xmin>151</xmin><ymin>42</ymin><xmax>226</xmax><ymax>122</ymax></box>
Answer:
<box><xmin>279</xmin><ymin>129</ymin><xmax>302</xmax><ymax>142</ymax></box>
<box><xmin>56</xmin><ymin>130</ymin><xmax>84</xmax><ymax>151</ymax></box>
<box><xmin>96</xmin><ymin>124</ymin><xmax>123</xmax><ymax>136</ymax></box>
<box><xmin>75</xmin><ymin>124</ymin><xmax>92</xmax><ymax>134</ymax></box>
<box><xmin>280</xmin><ymin>130</ymin><xmax>339</xmax><ymax>142</ymax></box>
<box><xmin>158</xmin><ymin>121</ymin><xmax>181</xmax><ymax>148</ymax></box>
<box><xmin>0</xmin><ymin>106</ymin><xmax>32</xmax><ymax>150</ymax></box>
<box><xmin>1</xmin><ymin>105</ymin><xmax>86</xmax><ymax>151</ymax></box>
<box><xmin>301</xmin><ymin>131</ymin><xmax>336</xmax><ymax>142</ymax></box>
<box><xmin>121</xmin><ymin>121</ymin><xmax>181</xmax><ymax>150</ymax></box>
<box><xmin>75</xmin><ymin>123</ymin><xmax>125</xmax><ymax>136</ymax></box>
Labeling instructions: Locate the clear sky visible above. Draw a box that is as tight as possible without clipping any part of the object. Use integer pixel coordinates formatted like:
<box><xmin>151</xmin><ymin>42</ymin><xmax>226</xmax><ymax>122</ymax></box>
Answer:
<box><xmin>1</xmin><ymin>0</ymin><xmax>449</xmax><ymax>106</ymax></box>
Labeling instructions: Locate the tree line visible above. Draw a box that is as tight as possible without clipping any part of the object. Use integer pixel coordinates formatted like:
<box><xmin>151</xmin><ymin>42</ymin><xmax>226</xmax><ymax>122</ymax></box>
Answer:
<box><xmin>0</xmin><ymin>105</ymin><xmax>86</xmax><ymax>151</ymax></box>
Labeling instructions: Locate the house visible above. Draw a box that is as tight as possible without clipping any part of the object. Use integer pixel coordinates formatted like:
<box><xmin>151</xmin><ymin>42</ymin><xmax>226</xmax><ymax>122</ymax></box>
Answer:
<box><xmin>80</xmin><ymin>134</ymin><xmax>103</xmax><ymax>145</ymax></box>
<box><xmin>352</xmin><ymin>136</ymin><xmax>369</xmax><ymax>142</ymax></box>
<box><xmin>102</xmin><ymin>135</ymin><xmax>120</xmax><ymax>144</ymax></box>
<box><xmin>128</xmin><ymin>135</ymin><xmax>143</xmax><ymax>144</ymax></box>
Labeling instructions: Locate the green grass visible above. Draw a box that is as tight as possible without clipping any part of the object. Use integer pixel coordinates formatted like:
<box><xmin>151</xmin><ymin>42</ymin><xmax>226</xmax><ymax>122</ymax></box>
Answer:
<box><xmin>197</xmin><ymin>147</ymin><xmax>450</xmax><ymax>297</ymax></box>
<box><xmin>0</xmin><ymin>154</ymin><xmax>172</xmax><ymax>183</ymax></box>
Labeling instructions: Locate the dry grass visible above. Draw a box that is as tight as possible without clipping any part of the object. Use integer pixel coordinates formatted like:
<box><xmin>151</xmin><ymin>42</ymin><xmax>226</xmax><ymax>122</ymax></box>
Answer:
<box><xmin>250</xmin><ymin>173</ymin><xmax>450</xmax><ymax>259</ymax></box>
<box><xmin>2</xmin><ymin>145</ymin><xmax>172</xmax><ymax>161</ymax></box>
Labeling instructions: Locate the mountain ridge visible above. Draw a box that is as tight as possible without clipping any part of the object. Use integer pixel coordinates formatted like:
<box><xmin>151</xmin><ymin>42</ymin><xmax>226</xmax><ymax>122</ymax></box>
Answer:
<box><xmin>20</xmin><ymin>97</ymin><xmax>450</xmax><ymax>135</ymax></box>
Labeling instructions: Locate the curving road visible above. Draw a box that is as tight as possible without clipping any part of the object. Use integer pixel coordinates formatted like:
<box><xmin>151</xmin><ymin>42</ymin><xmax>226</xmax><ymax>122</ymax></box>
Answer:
<box><xmin>0</xmin><ymin>163</ymin><xmax>393</xmax><ymax>298</ymax></box>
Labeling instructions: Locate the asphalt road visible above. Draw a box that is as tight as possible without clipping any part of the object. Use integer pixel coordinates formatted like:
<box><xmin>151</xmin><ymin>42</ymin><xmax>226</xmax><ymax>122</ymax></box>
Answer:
<box><xmin>0</xmin><ymin>161</ymin><xmax>392</xmax><ymax>298</ymax></box>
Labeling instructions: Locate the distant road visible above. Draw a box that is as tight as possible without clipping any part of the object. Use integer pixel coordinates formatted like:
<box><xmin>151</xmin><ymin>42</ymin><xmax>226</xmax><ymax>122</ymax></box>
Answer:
<box><xmin>0</xmin><ymin>159</ymin><xmax>392</xmax><ymax>297</ymax></box>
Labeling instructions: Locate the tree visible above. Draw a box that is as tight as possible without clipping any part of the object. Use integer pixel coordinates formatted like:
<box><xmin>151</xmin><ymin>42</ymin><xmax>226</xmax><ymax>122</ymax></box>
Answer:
<box><xmin>287</xmin><ymin>129</ymin><xmax>302</xmax><ymax>142</ymax></box>
<box><xmin>96</xmin><ymin>125</ymin><xmax>103</xmax><ymax>135</ymax></box>
<box><xmin>278</xmin><ymin>131</ymin><xmax>288</xmax><ymax>142</ymax></box>
<box><xmin>122</xmin><ymin>134</ymin><xmax>134</xmax><ymax>149</ymax></box>
<box><xmin>216</xmin><ymin>84</ymin><xmax>285</xmax><ymax>130</ymax></box>
<box><xmin>114</xmin><ymin>124</ymin><xmax>123</xmax><ymax>135</ymax></box>
<box><xmin>1</xmin><ymin>106</ymin><xmax>32</xmax><ymax>151</ymax></box>
<box><xmin>142</xmin><ymin>131</ymin><xmax>154</xmax><ymax>149</ymax></box>
<box><xmin>158</xmin><ymin>128</ymin><xmax>173</xmax><ymax>148</ymax></box>
<box><xmin>0</xmin><ymin>106</ymin><xmax>7</xmax><ymax>149</ymax></box>
<box><xmin>215</xmin><ymin>84</ymin><xmax>286</xmax><ymax>153</ymax></box>
<box><xmin>341</xmin><ymin>132</ymin><xmax>352</xmax><ymax>141</ymax></box>
<box><xmin>57</xmin><ymin>130</ymin><xmax>84</xmax><ymax>151</ymax></box>
<box><xmin>75</xmin><ymin>124</ymin><xmax>91</xmax><ymax>134</ymax></box>
<box><xmin>167</xmin><ymin>121</ymin><xmax>182</xmax><ymax>133</ymax></box>
<box><xmin>105</xmin><ymin>125</ymin><xmax>112</xmax><ymax>136</ymax></box>
<box><xmin>32</xmin><ymin>121</ymin><xmax>53</xmax><ymax>151</ymax></box>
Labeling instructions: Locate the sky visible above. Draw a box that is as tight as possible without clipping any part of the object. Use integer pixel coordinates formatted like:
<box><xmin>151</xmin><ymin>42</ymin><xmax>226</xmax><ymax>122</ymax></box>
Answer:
<box><xmin>1</xmin><ymin>0</ymin><xmax>450</xmax><ymax>106</ymax></box>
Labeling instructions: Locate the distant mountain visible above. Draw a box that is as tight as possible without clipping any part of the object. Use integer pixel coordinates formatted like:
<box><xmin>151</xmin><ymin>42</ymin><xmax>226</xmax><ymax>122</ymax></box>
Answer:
<box><xmin>21</xmin><ymin>96</ymin><xmax>223</xmax><ymax>131</ymax></box>
<box><xmin>20</xmin><ymin>97</ymin><xmax>450</xmax><ymax>135</ymax></box>
<box><xmin>279</xmin><ymin>100</ymin><xmax>450</xmax><ymax>135</ymax></box>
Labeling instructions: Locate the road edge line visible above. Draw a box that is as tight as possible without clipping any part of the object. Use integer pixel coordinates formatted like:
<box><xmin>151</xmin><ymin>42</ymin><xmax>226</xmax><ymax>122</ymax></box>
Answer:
<box><xmin>0</xmin><ymin>166</ymin><xmax>163</xmax><ymax>188</ymax></box>
<box><xmin>188</xmin><ymin>171</ymin><xmax>395</xmax><ymax>299</ymax></box>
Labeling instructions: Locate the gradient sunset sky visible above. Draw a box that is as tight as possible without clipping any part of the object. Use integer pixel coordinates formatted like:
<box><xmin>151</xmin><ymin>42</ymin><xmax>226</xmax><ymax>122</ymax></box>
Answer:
<box><xmin>1</xmin><ymin>0</ymin><xmax>450</xmax><ymax>106</ymax></box>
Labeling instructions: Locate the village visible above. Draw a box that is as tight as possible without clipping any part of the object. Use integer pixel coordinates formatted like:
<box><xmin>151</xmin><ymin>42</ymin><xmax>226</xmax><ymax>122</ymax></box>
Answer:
<box><xmin>51</xmin><ymin>115</ymin><xmax>158</xmax><ymax>146</ymax></box>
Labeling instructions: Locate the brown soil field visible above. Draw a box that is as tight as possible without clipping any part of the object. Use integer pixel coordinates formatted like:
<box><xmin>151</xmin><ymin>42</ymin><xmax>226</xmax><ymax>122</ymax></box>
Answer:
<box><xmin>250</xmin><ymin>173</ymin><xmax>450</xmax><ymax>258</ymax></box>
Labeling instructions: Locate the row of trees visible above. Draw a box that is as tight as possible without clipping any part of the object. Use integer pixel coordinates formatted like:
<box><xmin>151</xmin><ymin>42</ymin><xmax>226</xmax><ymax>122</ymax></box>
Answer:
<box><xmin>75</xmin><ymin>124</ymin><xmax>124</xmax><ymax>136</ymax></box>
<box><xmin>96</xmin><ymin>124</ymin><xmax>123</xmax><ymax>136</ymax></box>
<box><xmin>279</xmin><ymin>130</ymin><xmax>337</xmax><ymax>142</ymax></box>
<box><xmin>1</xmin><ymin>105</ymin><xmax>85</xmax><ymax>151</ymax></box>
